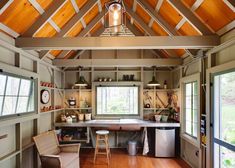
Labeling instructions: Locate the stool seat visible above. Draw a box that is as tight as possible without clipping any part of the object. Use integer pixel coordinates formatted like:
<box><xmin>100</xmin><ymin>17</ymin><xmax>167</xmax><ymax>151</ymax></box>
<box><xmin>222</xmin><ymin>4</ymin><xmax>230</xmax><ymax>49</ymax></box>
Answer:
<box><xmin>96</xmin><ymin>130</ymin><xmax>109</xmax><ymax>135</ymax></box>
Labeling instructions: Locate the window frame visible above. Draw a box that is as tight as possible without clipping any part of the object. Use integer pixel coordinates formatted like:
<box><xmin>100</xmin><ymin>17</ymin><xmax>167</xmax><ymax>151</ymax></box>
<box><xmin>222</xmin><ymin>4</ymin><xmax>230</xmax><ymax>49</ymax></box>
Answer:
<box><xmin>92</xmin><ymin>82</ymin><xmax>143</xmax><ymax>119</ymax></box>
<box><xmin>0</xmin><ymin>71</ymin><xmax>36</xmax><ymax>119</ymax></box>
<box><xmin>181</xmin><ymin>73</ymin><xmax>201</xmax><ymax>147</ymax></box>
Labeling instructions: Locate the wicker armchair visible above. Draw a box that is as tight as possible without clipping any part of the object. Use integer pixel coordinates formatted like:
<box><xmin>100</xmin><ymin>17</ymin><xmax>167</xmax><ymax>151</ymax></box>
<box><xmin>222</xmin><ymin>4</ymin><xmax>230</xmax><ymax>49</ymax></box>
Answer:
<box><xmin>33</xmin><ymin>130</ymin><xmax>81</xmax><ymax>168</ymax></box>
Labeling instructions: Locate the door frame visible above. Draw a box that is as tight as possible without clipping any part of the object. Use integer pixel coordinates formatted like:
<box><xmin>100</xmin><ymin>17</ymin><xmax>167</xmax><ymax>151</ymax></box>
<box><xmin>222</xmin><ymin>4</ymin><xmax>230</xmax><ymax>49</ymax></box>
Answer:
<box><xmin>206</xmin><ymin>59</ymin><xmax>235</xmax><ymax>168</ymax></box>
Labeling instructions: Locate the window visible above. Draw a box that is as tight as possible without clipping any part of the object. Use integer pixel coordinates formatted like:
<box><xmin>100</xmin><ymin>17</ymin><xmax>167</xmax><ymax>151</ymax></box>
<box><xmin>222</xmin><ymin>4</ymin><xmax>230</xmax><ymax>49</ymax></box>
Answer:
<box><xmin>0</xmin><ymin>73</ymin><xmax>35</xmax><ymax>117</ymax></box>
<box><xmin>96</xmin><ymin>86</ymin><xmax>139</xmax><ymax>115</ymax></box>
<box><xmin>184</xmin><ymin>81</ymin><xmax>198</xmax><ymax>138</ymax></box>
<box><xmin>213</xmin><ymin>70</ymin><xmax>235</xmax><ymax>168</ymax></box>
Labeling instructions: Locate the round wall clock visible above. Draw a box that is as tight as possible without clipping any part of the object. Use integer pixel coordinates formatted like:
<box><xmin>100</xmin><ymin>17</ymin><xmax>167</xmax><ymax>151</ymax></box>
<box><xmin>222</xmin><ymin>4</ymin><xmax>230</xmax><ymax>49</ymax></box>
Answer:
<box><xmin>41</xmin><ymin>89</ymin><xmax>50</xmax><ymax>104</ymax></box>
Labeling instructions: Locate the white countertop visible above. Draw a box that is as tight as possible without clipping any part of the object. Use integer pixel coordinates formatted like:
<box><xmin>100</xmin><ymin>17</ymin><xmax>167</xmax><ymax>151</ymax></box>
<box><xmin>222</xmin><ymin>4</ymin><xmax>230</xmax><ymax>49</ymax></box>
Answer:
<box><xmin>55</xmin><ymin>119</ymin><xmax>180</xmax><ymax>128</ymax></box>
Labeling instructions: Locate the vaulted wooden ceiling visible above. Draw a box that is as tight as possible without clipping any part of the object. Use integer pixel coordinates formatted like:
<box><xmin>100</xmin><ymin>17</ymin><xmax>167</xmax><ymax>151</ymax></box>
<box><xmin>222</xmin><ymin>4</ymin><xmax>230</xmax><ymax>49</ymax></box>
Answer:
<box><xmin>0</xmin><ymin>0</ymin><xmax>234</xmax><ymax>60</ymax></box>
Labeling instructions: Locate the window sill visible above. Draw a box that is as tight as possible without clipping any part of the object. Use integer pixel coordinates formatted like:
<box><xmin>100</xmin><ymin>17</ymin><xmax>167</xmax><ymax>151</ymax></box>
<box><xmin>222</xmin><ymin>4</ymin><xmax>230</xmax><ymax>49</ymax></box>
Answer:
<box><xmin>181</xmin><ymin>133</ymin><xmax>200</xmax><ymax>148</ymax></box>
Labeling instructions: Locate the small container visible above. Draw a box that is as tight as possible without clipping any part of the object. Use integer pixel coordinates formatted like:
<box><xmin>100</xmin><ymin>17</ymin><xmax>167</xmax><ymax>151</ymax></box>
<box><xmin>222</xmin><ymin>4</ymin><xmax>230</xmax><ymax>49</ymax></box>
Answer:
<box><xmin>128</xmin><ymin>141</ymin><xmax>137</xmax><ymax>156</ymax></box>
<box><xmin>85</xmin><ymin>113</ymin><xmax>91</xmax><ymax>121</ymax></box>
<box><xmin>78</xmin><ymin>113</ymin><xmax>84</xmax><ymax>121</ymax></box>
<box><xmin>66</xmin><ymin>116</ymin><xmax>72</xmax><ymax>123</ymax></box>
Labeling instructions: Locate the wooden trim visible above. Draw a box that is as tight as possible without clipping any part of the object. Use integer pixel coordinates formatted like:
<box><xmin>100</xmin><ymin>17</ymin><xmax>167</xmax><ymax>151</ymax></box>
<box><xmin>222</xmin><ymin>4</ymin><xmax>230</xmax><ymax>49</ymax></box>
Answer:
<box><xmin>0</xmin><ymin>37</ymin><xmax>61</xmax><ymax>71</ymax></box>
<box><xmin>216</xmin><ymin>20</ymin><xmax>235</xmax><ymax>36</ymax></box>
<box><xmin>0</xmin><ymin>23</ymin><xmax>20</xmax><ymax>38</ymax></box>
<box><xmin>16</xmin><ymin>36</ymin><xmax>220</xmax><ymax>50</ymax></box>
<box><xmin>167</xmin><ymin>0</ymin><xmax>213</xmax><ymax>35</ymax></box>
<box><xmin>223</xmin><ymin>0</ymin><xmax>235</xmax><ymax>12</ymax></box>
<box><xmin>53</xmin><ymin>58</ymin><xmax>183</xmax><ymax>67</ymax></box>
<box><xmin>23</xmin><ymin>0</ymin><xmax>67</xmax><ymax>37</ymax></box>
<box><xmin>0</xmin><ymin>0</ymin><xmax>13</xmax><ymax>15</ymax></box>
<box><xmin>206</xmin><ymin>36</ymin><xmax>235</xmax><ymax>55</ymax></box>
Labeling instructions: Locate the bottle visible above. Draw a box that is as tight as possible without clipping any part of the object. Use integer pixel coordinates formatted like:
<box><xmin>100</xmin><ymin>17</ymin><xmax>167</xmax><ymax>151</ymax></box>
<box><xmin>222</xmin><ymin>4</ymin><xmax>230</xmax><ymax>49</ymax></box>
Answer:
<box><xmin>164</xmin><ymin>80</ymin><xmax>167</xmax><ymax>89</ymax></box>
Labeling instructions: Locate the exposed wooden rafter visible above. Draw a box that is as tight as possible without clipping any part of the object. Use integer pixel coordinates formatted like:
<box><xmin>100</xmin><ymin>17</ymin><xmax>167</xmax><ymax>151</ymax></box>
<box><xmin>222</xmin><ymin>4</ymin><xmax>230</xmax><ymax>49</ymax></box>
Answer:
<box><xmin>136</xmin><ymin>0</ymin><xmax>197</xmax><ymax>56</ymax></box>
<box><xmin>125</xmin><ymin>4</ymin><xmax>177</xmax><ymax>57</ymax></box>
<box><xmin>167</xmin><ymin>0</ymin><xmax>213</xmax><ymax>35</ymax></box>
<box><xmin>56</xmin><ymin>11</ymin><xmax>107</xmax><ymax>59</ymax></box>
<box><xmin>38</xmin><ymin>0</ymin><xmax>98</xmax><ymax>60</ymax></box>
<box><xmin>175</xmin><ymin>0</ymin><xmax>204</xmax><ymax>31</ymax></box>
<box><xmin>53</xmin><ymin>58</ymin><xmax>183</xmax><ymax>67</ymax></box>
<box><xmin>136</xmin><ymin>0</ymin><xmax>178</xmax><ymax>36</ymax></box>
<box><xmin>28</xmin><ymin>0</ymin><xmax>61</xmax><ymax>33</ymax></box>
<box><xmin>15</xmin><ymin>36</ymin><xmax>220</xmax><ymax>50</ymax></box>
<box><xmin>22</xmin><ymin>0</ymin><xmax>67</xmax><ymax>37</ymax></box>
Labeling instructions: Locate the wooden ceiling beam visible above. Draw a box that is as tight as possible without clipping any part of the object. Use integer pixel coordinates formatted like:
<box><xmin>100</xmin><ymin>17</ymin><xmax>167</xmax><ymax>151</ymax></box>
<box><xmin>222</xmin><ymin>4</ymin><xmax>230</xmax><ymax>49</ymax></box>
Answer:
<box><xmin>125</xmin><ymin>4</ymin><xmax>177</xmax><ymax>57</ymax></box>
<box><xmin>56</xmin><ymin>11</ymin><xmax>106</xmax><ymax>59</ymax></box>
<box><xmin>22</xmin><ymin>0</ymin><xmax>67</xmax><ymax>37</ymax></box>
<box><xmin>28</xmin><ymin>0</ymin><xmax>61</xmax><ymax>33</ymax></box>
<box><xmin>53</xmin><ymin>58</ymin><xmax>183</xmax><ymax>67</ymax></box>
<box><xmin>136</xmin><ymin>0</ymin><xmax>178</xmax><ymax>36</ymax></box>
<box><xmin>175</xmin><ymin>0</ymin><xmax>203</xmax><ymax>31</ymax></box>
<box><xmin>125</xmin><ymin>20</ymin><xmax>165</xmax><ymax>58</ymax></box>
<box><xmin>38</xmin><ymin>0</ymin><xmax>98</xmax><ymax>60</ymax></box>
<box><xmin>136</xmin><ymin>0</ymin><xmax>198</xmax><ymax>57</ymax></box>
<box><xmin>0</xmin><ymin>0</ymin><xmax>13</xmax><ymax>15</ymax></box>
<box><xmin>15</xmin><ymin>36</ymin><xmax>220</xmax><ymax>50</ymax></box>
<box><xmin>167</xmin><ymin>0</ymin><xmax>213</xmax><ymax>35</ymax></box>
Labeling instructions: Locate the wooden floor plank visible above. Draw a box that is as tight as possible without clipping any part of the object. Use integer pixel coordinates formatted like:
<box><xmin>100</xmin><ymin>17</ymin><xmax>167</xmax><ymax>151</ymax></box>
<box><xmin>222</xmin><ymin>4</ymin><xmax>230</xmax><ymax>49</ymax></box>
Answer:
<box><xmin>80</xmin><ymin>149</ymin><xmax>191</xmax><ymax>168</ymax></box>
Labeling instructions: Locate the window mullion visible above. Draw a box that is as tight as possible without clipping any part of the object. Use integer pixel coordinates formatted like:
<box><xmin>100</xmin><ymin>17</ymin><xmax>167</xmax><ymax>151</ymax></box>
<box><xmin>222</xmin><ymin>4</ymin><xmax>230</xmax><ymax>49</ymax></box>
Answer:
<box><xmin>26</xmin><ymin>80</ymin><xmax>33</xmax><ymax>112</ymax></box>
<box><xmin>0</xmin><ymin>76</ymin><xmax>8</xmax><ymax>116</ymax></box>
<box><xmin>14</xmin><ymin>79</ymin><xmax>22</xmax><ymax>114</ymax></box>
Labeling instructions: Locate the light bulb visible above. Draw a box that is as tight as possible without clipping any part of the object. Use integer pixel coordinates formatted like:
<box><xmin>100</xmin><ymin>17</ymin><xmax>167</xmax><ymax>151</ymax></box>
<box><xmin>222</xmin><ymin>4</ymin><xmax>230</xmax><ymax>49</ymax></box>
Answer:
<box><xmin>113</xmin><ymin>11</ymin><xmax>119</xmax><ymax>20</ymax></box>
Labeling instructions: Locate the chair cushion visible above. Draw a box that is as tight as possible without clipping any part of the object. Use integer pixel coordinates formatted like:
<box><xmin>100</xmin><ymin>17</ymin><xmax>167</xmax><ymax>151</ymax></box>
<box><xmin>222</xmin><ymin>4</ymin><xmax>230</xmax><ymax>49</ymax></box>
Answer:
<box><xmin>59</xmin><ymin>152</ymin><xmax>79</xmax><ymax>168</ymax></box>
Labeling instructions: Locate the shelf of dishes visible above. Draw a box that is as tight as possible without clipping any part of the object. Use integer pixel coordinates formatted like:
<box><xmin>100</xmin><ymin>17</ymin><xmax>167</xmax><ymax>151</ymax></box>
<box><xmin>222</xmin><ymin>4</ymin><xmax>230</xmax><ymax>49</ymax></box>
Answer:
<box><xmin>40</xmin><ymin>81</ymin><xmax>64</xmax><ymax>91</ymax></box>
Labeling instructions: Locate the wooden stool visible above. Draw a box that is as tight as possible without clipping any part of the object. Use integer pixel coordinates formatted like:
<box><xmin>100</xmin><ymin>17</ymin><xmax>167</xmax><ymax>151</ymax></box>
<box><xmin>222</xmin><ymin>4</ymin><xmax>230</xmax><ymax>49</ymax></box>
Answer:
<box><xmin>94</xmin><ymin>130</ymin><xmax>111</xmax><ymax>164</ymax></box>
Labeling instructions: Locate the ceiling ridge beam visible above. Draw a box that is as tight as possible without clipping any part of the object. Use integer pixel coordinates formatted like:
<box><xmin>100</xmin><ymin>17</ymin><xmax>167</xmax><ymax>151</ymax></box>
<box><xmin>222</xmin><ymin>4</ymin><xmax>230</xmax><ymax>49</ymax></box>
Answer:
<box><xmin>23</xmin><ymin>0</ymin><xmax>67</xmax><ymax>37</ymax></box>
<box><xmin>38</xmin><ymin>0</ymin><xmax>98</xmax><ymax>60</ymax></box>
<box><xmin>16</xmin><ymin>36</ymin><xmax>220</xmax><ymax>50</ymax></box>
<box><xmin>167</xmin><ymin>0</ymin><xmax>213</xmax><ymax>35</ymax></box>
<box><xmin>56</xmin><ymin>11</ymin><xmax>106</xmax><ymax>59</ymax></box>
<box><xmin>0</xmin><ymin>0</ymin><xmax>13</xmax><ymax>15</ymax></box>
<box><xmin>53</xmin><ymin>58</ymin><xmax>183</xmax><ymax>67</ymax></box>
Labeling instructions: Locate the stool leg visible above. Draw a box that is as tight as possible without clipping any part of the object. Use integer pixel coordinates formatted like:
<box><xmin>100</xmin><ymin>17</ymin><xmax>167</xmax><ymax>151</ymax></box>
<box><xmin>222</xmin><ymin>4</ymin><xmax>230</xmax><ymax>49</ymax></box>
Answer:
<box><xmin>105</xmin><ymin>135</ymin><xmax>110</xmax><ymax>165</ymax></box>
<box><xmin>106</xmin><ymin>135</ymin><xmax>111</xmax><ymax>158</ymax></box>
<box><xmin>94</xmin><ymin>135</ymin><xmax>99</xmax><ymax>164</ymax></box>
